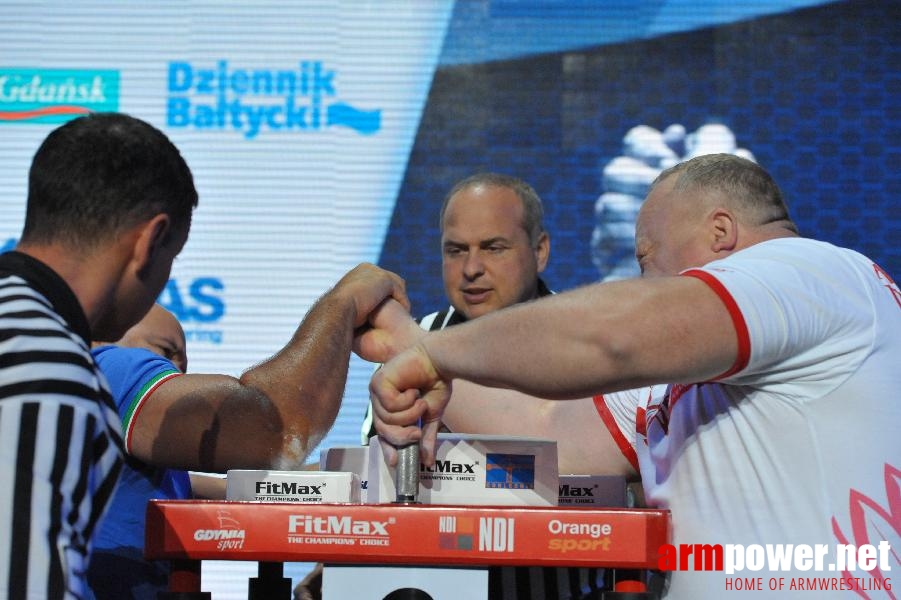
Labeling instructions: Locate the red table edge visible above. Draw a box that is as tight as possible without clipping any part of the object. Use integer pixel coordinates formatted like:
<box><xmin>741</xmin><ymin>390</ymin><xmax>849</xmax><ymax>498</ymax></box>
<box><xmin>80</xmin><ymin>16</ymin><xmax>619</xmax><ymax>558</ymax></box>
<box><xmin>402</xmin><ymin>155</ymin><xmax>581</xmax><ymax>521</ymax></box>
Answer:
<box><xmin>145</xmin><ymin>500</ymin><xmax>670</xmax><ymax>570</ymax></box>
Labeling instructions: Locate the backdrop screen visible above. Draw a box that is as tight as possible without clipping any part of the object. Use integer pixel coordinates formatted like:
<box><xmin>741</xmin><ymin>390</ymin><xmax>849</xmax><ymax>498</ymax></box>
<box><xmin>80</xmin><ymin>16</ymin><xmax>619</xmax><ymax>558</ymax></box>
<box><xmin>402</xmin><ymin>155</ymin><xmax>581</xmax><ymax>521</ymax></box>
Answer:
<box><xmin>1</xmin><ymin>0</ymin><xmax>897</xmax><ymax>593</ymax></box>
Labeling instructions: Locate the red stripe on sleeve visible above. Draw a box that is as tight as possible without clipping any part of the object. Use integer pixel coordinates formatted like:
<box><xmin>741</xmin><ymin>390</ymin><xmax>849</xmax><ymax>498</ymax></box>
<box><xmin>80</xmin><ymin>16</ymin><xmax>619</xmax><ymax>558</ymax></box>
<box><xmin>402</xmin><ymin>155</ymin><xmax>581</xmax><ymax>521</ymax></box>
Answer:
<box><xmin>593</xmin><ymin>395</ymin><xmax>639</xmax><ymax>471</ymax></box>
<box><xmin>682</xmin><ymin>269</ymin><xmax>751</xmax><ymax>379</ymax></box>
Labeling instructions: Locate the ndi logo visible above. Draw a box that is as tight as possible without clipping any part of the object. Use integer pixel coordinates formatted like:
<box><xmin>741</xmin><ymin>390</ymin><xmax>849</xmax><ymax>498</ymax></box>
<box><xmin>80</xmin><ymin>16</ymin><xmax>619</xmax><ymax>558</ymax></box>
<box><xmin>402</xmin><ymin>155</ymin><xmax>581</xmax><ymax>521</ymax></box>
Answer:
<box><xmin>166</xmin><ymin>60</ymin><xmax>381</xmax><ymax>139</ymax></box>
<box><xmin>0</xmin><ymin>68</ymin><xmax>119</xmax><ymax>123</ymax></box>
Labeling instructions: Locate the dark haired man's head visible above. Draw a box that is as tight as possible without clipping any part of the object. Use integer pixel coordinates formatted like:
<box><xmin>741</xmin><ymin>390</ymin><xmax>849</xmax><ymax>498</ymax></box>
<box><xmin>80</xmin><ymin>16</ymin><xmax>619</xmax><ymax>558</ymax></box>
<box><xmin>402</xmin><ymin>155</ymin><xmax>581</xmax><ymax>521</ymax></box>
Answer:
<box><xmin>18</xmin><ymin>113</ymin><xmax>198</xmax><ymax>341</ymax></box>
<box><xmin>21</xmin><ymin>112</ymin><xmax>197</xmax><ymax>251</ymax></box>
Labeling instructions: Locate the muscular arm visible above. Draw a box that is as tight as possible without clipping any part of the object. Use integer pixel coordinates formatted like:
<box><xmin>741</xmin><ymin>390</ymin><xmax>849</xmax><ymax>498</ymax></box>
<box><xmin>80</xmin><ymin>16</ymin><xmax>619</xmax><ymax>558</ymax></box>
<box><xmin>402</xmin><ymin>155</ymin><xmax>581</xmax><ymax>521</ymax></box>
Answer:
<box><xmin>425</xmin><ymin>275</ymin><xmax>736</xmax><ymax>397</ymax></box>
<box><xmin>371</xmin><ymin>275</ymin><xmax>737</xmax><ymax>458</ymax></box>
<box><xmin>130</xmin><ymin>264</ymin><xmax>408</xmax><ymax>472</ymax></box>
<box><xmin>357</xmin><ymin>301</ymin><xmax>635</xmax><ymax>475</ymax></box>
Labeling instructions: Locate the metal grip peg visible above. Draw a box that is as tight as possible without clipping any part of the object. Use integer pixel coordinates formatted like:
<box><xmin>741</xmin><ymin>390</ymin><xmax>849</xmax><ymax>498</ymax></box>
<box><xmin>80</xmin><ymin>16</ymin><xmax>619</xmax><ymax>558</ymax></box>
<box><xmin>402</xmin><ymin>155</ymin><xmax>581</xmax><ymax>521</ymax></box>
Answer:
<box><xmin>394</xmin><ymin>442</ymin><xmax>420</xmax><ymax>504</ymax></box>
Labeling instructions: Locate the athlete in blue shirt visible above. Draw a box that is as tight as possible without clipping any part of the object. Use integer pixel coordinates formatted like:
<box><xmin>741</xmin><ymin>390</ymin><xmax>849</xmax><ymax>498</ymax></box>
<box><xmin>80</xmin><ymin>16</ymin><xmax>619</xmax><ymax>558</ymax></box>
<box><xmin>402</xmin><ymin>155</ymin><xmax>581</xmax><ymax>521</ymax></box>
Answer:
<box><xmin>88</xmin><ymin>305</ymin><xmax>193</xmax><ymax>599</ymax></box>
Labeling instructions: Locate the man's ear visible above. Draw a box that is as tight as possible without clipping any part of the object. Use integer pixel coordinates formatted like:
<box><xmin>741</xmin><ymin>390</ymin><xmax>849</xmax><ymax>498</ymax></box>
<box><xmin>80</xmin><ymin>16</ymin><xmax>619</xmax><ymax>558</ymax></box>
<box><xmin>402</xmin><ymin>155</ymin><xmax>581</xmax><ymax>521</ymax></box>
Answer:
<box><xmin>534</xmin><ymin>231</ymin><xmax>550</xmax><ymax>273</ymax></box>
<box><xmin>132</xmin><ymin>214</ymin><xmax>172</xmax><ymax>278</ymax></box>
<box><xmin>710</xmin><ymin>208</ymin><xmax>738</xmax><ymax>253</ymax></box>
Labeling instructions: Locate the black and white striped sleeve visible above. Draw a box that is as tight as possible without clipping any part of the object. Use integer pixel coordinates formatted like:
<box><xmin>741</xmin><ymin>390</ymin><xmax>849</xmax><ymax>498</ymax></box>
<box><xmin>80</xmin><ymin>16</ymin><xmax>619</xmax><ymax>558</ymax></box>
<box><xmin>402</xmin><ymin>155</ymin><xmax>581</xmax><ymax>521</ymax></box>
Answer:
<box><xmin>0</xmin><ymin>276</ymin><xmax>124</xmax><ymax>599</ymax></box>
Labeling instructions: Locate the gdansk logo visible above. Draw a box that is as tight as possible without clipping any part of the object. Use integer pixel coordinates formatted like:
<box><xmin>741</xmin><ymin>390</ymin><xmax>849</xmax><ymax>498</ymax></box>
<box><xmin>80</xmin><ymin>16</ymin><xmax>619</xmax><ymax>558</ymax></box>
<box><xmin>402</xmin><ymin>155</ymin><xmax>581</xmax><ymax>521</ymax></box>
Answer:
<box><xmin>166</xmin><ymin>60</ymin><xmax>381</xmax><ymax>139</ymax></box>
<box><xmin>0</xmin><ymin>68</ymin><xmax>119</xmax><ymax>123</ymax></box>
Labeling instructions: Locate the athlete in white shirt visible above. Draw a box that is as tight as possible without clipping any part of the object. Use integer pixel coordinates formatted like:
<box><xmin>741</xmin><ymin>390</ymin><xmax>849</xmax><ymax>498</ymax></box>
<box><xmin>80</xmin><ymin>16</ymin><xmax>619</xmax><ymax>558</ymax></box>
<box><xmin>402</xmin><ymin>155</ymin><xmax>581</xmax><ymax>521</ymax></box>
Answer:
<box><xmin>368</xmin><ymin>153</ymin><xmax>901</xmax><ymax>599</ymax></box>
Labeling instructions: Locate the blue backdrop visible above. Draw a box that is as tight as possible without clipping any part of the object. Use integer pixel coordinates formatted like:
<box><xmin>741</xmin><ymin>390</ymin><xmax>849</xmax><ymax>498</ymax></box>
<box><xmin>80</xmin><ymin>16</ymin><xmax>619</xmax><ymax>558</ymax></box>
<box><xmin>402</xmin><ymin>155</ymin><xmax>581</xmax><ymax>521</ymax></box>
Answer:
<box><xmin>381</xmin><ymin>0</ymin><xmax>900</xmax><ymax>316</ymax></box>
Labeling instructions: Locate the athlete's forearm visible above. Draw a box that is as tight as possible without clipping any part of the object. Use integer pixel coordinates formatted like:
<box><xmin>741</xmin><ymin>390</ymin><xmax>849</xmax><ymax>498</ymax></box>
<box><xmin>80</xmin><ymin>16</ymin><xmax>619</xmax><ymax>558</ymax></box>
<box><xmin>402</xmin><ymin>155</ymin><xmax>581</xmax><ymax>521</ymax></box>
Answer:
<box><xmin>422</xmin><ymin>276</ymin><xmax>737</xmax><ymax>398</ymax></box>
<box><xmin>239</xmin><ymin>291</ymin><xmax>356</xmax><ymax>465</ymax></box>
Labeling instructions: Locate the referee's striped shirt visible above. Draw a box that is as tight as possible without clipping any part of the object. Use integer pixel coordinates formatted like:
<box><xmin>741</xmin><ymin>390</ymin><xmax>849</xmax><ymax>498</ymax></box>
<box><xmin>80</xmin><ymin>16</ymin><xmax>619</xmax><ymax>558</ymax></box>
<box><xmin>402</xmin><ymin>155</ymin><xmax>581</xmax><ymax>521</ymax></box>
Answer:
<box><xmin>0</xmin><ymin>252</ymin><xmax>124</xmax><ymax>600</ymax></box>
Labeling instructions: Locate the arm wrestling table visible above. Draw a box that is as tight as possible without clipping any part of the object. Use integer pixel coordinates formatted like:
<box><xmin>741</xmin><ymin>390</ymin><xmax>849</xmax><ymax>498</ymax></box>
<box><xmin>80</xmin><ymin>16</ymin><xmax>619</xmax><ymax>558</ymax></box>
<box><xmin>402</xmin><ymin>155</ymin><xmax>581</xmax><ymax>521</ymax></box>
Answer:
<box><xmin>144</xmin><ymin>500</ymin><xmax>669</xmax><ymax>599</ymax></box>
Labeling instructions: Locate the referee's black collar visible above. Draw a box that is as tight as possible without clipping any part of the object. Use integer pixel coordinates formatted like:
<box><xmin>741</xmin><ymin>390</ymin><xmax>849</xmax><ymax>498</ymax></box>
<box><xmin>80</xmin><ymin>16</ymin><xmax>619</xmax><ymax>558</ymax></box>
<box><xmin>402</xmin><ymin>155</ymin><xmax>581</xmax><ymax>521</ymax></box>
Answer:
<box><xmin>536</xmin><ymin>277</ymin><xmax>552</xmax><ymax>298</ymax></box>
<box><xmin>0</xmin><ymin>251</ymin><xmax>92</xmax><ymax>345</ymax></box>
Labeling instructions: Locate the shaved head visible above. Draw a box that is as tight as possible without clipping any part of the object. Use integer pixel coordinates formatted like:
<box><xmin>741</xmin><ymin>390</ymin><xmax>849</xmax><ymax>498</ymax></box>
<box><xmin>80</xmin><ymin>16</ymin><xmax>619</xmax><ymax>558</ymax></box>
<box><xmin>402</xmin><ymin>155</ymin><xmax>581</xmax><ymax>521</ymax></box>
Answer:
<box><xmin>114</xmin><ymin>304</ymin><xmax>188</xmax><ymax>372</ymax></box>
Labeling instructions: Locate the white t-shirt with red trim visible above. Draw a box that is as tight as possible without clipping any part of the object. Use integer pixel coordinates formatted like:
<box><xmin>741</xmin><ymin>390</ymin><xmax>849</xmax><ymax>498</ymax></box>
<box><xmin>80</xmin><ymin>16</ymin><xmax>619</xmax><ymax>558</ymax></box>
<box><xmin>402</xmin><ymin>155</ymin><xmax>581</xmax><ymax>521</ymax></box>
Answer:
<box><xmin>600</xmin><ymin>238</ymin><xmax>901</xmax><ymax>598</ymax></box>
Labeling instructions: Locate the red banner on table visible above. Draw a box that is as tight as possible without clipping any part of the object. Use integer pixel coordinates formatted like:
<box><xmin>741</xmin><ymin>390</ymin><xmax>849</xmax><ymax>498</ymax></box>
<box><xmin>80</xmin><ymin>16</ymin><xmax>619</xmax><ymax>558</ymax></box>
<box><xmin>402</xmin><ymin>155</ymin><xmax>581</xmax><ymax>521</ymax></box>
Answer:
<box><xmin>146</xmin><ymin>500</ymin><xmax>669</xmax><ymax>569</ymax></box>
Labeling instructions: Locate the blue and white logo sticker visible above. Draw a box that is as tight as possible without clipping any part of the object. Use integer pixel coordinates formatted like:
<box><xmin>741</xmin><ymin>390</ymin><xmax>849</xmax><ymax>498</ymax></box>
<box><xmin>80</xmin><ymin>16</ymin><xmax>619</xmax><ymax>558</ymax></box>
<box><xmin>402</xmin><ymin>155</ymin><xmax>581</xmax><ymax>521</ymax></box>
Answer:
<box><xmin>166</xmin><ymin>60</ymin><xmax>381</xmax><ymax>139</ymax></box>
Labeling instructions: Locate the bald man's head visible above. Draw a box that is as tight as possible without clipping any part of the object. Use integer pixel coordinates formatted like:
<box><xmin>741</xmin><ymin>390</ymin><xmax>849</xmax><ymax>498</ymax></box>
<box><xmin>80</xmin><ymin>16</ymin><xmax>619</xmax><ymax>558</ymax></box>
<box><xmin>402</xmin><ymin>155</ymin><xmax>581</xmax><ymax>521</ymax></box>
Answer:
<box><xmin>113</xmin><ymin>304</ymin><xmax>188</xmax><ymax>372</ymax></box>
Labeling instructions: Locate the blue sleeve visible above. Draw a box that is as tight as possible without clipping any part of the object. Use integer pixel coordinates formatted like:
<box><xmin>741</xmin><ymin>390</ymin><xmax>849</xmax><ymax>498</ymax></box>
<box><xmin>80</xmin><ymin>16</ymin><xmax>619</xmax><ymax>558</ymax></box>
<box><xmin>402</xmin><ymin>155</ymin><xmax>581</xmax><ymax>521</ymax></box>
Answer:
<box><xmin>91</xmin><ymin>345</ymin><xmax>181</xmax><ymax>423</ymax></box>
